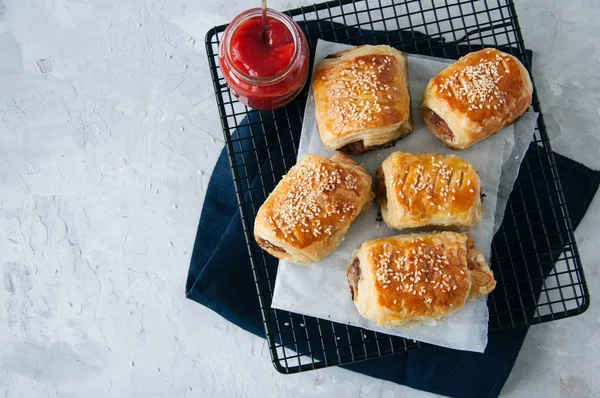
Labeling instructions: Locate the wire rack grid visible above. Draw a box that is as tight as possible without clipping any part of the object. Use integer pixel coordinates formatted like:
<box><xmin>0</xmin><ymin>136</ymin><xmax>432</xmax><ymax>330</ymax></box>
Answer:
<box><xmin>205</xmin><ymin>0</ymin><xmax>589</xmax><ymax>374</ymax></box>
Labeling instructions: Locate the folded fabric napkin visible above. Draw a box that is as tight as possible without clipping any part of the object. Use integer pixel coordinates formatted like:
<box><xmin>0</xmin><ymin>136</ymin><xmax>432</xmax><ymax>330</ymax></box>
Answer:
<box><xmin>188</xmin><ymin>24</ymin><xmax>599</xmax><ymax>398</ymax></box>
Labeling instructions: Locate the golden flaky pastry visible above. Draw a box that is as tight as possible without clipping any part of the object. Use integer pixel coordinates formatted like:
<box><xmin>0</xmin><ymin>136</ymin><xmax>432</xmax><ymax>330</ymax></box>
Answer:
<box><xmin>313</xmin><ymin>45</ymin><xmax>412</xmax><ymax>155</ymax></box>
<box><xmin>254</xmin><ymin>153</ymin><xmax>374</xmax><ymax>264</ymax></box>
<box><xmin>347</xmin><ymin>232</ymin><xmax>496</xmax><ymax>327</ymax></box>
<box><xmin>422</xmin><ymin>48</ymin><xmax>533</xmax><ymax>150</ymax></box>
<box><xmin>377</xmin><ymin>152</ymin><xmax>482</xmax><ymax>230</ymax></box>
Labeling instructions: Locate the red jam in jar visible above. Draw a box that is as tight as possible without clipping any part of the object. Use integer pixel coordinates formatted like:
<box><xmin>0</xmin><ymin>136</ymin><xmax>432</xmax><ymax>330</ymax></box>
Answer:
<box><xmin>219</xmin><ymin>8</ymin><xmax>309</xmax><ymax>110</ymax></box>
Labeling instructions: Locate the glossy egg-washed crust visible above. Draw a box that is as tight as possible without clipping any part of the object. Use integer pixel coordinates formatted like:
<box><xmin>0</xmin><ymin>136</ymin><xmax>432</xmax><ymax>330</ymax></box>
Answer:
<box><xmin>253</xmin><ymin>153</ymin><xmax>374</xmax><ymax>264</ymax></box>
<box><xmin>313</xmin><ymin>45</ymin><xmax>413</xmax><ymax>154</ymax></box>
<box><xmin>376</xmin><ymin>152</ymin><xmax>482</xmax><ymax>230</ymax></box>
<box><xmin>347</xmin><ymin>232</ymin><xmax>496</xmax><ymax>327</ymax></box>
<box><xmin>422</xmin><ymin>48</ymin><xmax>533</xmax><ymax>150</ymax></box>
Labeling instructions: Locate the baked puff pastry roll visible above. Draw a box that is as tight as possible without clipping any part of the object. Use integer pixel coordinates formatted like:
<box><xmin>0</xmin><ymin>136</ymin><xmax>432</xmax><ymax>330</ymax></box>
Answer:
<box><xmin>313</xmin><ymin>45</ymin><xmax>413</xmax><ymax>155</ymax></box>
<box><xmin>422</xmin><ymin>48</ymin><xmax>533</xmax><ymax>150</ymax></box>
<box><xmin>346</xmin><ymin>232</ymin><xmax>496</xmax><ymax>327</ymax></box>
<box><xmin>254</xmin><ymin>153</ymin><xmax>374</xmax><ymax>264</ymax></box>
<box><xmin>376</xmin><ymin>152</ymin><xmax>482</xmax><ymax>230</ymax></box>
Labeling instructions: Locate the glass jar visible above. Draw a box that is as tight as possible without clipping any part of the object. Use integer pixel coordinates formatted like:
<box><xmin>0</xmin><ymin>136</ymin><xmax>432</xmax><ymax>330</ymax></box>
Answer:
<box><xmin>218</xmin><ymin>8</ymin><xmax>309</xmax><ymax>110</ymax></box>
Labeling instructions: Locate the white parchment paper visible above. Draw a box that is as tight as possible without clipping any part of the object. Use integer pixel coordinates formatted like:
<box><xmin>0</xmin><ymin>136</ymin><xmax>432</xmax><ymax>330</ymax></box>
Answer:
<box><xmin>271</xmin><ymin>40</ymin><xmax>538</xmax><ymax>352</ymax></box>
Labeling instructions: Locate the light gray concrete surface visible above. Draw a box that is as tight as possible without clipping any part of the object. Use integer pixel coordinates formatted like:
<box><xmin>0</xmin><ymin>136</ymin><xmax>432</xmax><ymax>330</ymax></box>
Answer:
<box><xmin>0</xmin><ymin>0</ymin><xmax>598</xmax><ymax>397</ymax></box>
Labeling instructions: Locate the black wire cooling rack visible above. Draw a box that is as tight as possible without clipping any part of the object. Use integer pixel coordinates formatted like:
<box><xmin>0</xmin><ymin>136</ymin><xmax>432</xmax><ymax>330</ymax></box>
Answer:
<box><xmin>205</xmin><ymin>0</ymin><xmax>589</xmax><ymax>373</ymax></box>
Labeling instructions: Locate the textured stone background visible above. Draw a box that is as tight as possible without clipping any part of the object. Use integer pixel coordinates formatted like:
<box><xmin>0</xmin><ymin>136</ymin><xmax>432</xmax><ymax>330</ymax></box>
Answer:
<box><xmin>1</xmin><ymin>0</ymin><xmax>598</xmax><ymax>397</ymax></box>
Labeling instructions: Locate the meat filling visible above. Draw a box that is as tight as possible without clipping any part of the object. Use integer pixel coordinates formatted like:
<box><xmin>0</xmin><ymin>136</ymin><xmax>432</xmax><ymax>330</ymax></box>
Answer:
<box><xmin>256</xmin><ymin>236</ymin><xmax>286</xmax><ymax>253</ymax></box>
<box><xmin>423</xmin><ymin>108</ymin><xmax>454</xmax><ymax>143</ymax></box>
<box><xmin>375</xmin><ymin>167</ymin><xmax>387</xmax><ymax>207</ymax></box>
<box><xmin>340</xmin><ymin>139</ymin><xmax>396</xmax><ymax>156</ymax></box>
<box><xmin>347</xmin><ymin>258</ymin><xmax>361</xmax><ymax>301</ymax></box>
<box><xmin>325</xmin><ymin>51</ymin><xmax>343</xmax><ymax>59</ymax></box>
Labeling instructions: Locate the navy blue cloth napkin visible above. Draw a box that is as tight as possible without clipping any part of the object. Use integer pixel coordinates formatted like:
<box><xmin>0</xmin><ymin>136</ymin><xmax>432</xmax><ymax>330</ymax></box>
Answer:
<box><xmin>186</xmin><ymin>112</ymin><xmax>599</xmax><ymax>398</ymax></box>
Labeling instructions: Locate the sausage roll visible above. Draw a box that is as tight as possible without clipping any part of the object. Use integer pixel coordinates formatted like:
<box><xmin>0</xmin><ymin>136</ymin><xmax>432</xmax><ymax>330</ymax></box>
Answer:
<box><xmin>376</xmin><ymin>152</ymin><xmax>482</xmax><ymax>230</ymax></box>
<box><xmin>346</xmin><ymin>232</ymin><xmax>496</xmax><ymax>327</ymax></box>
<box><xmin>422</xmin><ymin>48</ymin><xmax>533</xmax><ymax>150</ymax></box>
<box><xmin>313</xmin><ymin>45</ymin><xmax>412</xmax><ymax>155</ymax></box>
<box><xmin>254</xmin><ymin>153</ymin><xmax>374</xmax><ymax>264</ymax></box>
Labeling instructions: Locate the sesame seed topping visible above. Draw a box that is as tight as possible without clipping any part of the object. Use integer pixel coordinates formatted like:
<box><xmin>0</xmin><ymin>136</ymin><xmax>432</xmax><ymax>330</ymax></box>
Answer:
<box><xmin>325</xmin><ymin>54</ymin><xmax>398</xmax><ymax>125</ymax></box>
<box><xmin>438</xmin><ymin>52</ymin><xmax>510</xmax><ymax>111</ymax></box>
<box><xmin>371</xmin><ymin>236</ymin><xmax>470</xmax><ymax>311</ymax></box>
<box><xmin>267</xmin><ymin>160</ymin><xmax>360</xmax><ymax>241</ymax></box>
